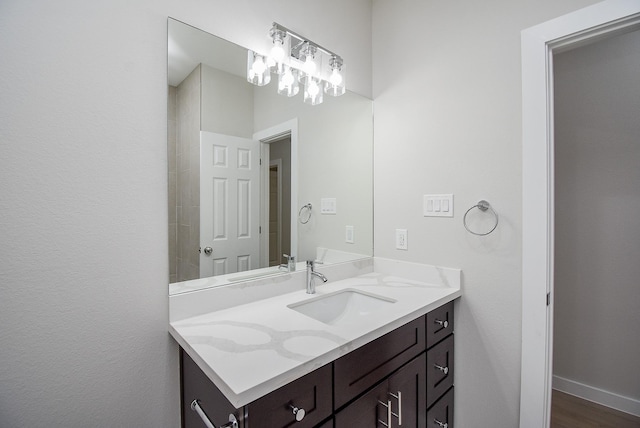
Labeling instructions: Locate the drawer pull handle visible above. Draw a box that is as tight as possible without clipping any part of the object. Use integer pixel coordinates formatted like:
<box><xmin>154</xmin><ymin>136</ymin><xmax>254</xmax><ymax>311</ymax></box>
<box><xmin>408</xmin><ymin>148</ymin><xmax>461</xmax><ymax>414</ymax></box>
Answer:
<box><xmin>190</xmin><ymin>400</ymin><xmax>238</xmax><ymax>428</ymax></box>
<box><xmin>389</xmin><ymin>391</ymin><xmax>402</xmax><ymax>425</ymax></box>
<box><xmin>289</xmin><ymin>404</ymin><xmax>306</xmax><ymax>422</ymax></box>
<box><xmin>378</xmin><ymin>400</ymin><xmax>393</xmax><ymax>427</ymax></box>
<box><xmin>434</xmin><ymin>319</ymin><xmax>449</xmax><ymax>328</ymax></box>
<box><xmin>434</xmin><ymin>364</ymin><xmax>449</xmax><ymax>375</ymax></box>
<box><xmin>434</xmin><ymin>418</ymin><xmax>448</xmax><ymax>428</ymax></box>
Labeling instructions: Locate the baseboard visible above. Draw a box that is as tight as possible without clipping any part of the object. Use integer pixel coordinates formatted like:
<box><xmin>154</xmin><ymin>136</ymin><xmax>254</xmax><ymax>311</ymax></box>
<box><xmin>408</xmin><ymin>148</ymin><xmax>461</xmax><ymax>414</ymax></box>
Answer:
<box><xmin>553</xmin><ymin>375</ymin><xmax>640</xmax><ymax>417</ymax></box>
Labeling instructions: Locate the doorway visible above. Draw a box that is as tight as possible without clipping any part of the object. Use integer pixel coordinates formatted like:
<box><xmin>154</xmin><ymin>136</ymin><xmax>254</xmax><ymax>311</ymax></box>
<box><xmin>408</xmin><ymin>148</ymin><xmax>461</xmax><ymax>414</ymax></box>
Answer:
<box><xmin>254</xmin><ymin>119</ymin><xmax>299</xmax><ymax>269</ymax></box>
<box><xmin>520</xmin><ymin>2</ymin><xmax>640</xmax><ymax>427</ymax></box>
<box><xmin>266</xmin><ymin>136</ymin><xmax>292</xmax><ymax>267</ymax></box>
<box><xmin>550</xmin><ymin>28</ymin><xmax>640</xmax><ymax>426</ymax></box>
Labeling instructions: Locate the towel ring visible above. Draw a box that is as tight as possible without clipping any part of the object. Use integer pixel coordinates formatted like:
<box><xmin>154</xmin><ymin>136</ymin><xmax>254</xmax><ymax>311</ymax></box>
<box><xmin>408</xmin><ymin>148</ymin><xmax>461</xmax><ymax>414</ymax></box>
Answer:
<box><xmin>463</xmin><ymin>200</ymin><xmax>499</xmax><ymax>236</ymax></box>
<box><xmin>298</xmin><ymin>203</ymin><xmax>312</xmax><ymax>224</ymax></box>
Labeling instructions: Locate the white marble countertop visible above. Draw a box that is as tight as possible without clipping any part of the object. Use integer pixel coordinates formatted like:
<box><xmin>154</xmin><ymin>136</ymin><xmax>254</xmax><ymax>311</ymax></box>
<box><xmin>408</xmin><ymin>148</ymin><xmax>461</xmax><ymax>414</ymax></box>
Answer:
<box><xmin>169</xmin><ymin>257</ymin><xmax>461</xmax><ymax>408</ymax></box>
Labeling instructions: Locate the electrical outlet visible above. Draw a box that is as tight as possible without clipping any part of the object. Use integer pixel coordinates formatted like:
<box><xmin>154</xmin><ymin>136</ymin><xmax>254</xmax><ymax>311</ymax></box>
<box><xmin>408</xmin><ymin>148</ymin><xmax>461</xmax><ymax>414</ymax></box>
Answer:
<box><xmin>345</xmin><ymin>225</ymin><xmax>354</xmax><ymax>244</ymax></box>
<box><xmin>395</xmin><ymin>229</ymin><xmax>408</xmax><ymax>250</ymax></box>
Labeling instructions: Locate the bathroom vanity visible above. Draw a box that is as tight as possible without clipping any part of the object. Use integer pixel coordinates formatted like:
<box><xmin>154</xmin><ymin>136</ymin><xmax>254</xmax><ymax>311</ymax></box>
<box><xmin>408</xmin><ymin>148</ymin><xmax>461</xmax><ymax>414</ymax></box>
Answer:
<box><xmin>169</xmin><ymin>258</ymin><xmax>460</xmax><ymax>428</ymax></box>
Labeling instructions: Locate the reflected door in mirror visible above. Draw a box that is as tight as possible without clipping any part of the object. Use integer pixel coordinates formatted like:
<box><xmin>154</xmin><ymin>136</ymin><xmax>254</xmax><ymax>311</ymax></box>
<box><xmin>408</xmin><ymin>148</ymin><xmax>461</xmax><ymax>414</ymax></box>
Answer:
<box><xmin>200</xmin><ymin>131</ymin><xmax>260</xmax><ymax>277</ymax></box>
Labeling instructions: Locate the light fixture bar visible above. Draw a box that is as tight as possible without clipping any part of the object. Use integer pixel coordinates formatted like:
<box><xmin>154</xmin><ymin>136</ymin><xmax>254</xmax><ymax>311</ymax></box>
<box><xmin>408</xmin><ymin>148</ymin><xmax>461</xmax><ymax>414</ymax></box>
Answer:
<box><xmin>271</xmin><ymin>23</ymin><xmax>343</xmax><ymax>64</ymax></box>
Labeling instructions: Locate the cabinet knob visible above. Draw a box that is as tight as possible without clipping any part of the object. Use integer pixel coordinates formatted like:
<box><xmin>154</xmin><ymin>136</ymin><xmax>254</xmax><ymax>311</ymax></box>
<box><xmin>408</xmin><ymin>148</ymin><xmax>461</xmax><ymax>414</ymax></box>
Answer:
<box><xmin>434</xmin><ymin>318</ymin><xmax>448</xmax><ymax>328</ymax></box>
<box><xmin>434</xmin><ymin>418</ymin><xmax>448</xmax><ymax>428</ymax></box>
<box><xmin>289</xmin><ymin>405</ymin><xmax>306</xmax><ymax>422</ymax></box>
<box><xmin>434</xmin><ymin>364</ymin><xmax>449</xmax><ymax>375</ymax></box>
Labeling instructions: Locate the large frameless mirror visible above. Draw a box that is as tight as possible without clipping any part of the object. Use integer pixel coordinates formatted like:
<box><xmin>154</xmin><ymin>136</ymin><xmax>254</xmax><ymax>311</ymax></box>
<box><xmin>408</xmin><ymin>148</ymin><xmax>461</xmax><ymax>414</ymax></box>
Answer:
<box><xmin>168</xmin><ymin>18</ymin><xmax>373</xmax><ymax>294</ymax></box>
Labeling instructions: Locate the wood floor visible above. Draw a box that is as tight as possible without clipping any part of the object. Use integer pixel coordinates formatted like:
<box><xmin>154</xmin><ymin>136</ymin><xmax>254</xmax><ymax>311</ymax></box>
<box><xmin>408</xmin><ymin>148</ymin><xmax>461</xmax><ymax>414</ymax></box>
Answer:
<box><xmin>551</xmin><ymin>390</ymin><xmax>640</xmax><ymax>428</ymax></box>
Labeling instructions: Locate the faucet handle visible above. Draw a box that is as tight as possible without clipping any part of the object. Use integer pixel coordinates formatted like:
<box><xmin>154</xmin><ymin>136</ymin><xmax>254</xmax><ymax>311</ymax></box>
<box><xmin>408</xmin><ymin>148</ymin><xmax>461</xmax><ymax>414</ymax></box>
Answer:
<box><xmin>313</xmin><ymin>259</ymin><xmax>324</xmax><ymax>265</ymax></box>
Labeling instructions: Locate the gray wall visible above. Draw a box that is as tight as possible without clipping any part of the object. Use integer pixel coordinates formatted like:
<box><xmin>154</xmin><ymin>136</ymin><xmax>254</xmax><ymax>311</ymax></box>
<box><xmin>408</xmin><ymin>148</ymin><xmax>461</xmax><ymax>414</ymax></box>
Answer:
<box><xmin>371</xmin><ymin>0</ymin><xmax>599</xmax><ymax>426</ymax></box>
<box><xmin>1</xmin><ymin>0</ymin><xmax>622</xmax><ymax>426</ymax></box>
<box><xmin>175</xmin><ymin>65</ymin><xmax>202</xmax><ymax>282</ymax></box>
<box><xmin>0</xmin><ymin>1</ymin><xmax>372</xmax><ymax>426</ymax></box>
<box><xmin>253</xmin><ymin>88</ymin><xmax>374</xmax><ymax>260</ymax></box>
<box><xmin>553</xmin><ymin>29</ymin><xmax>640</xmax><ymax>402</ymax></box>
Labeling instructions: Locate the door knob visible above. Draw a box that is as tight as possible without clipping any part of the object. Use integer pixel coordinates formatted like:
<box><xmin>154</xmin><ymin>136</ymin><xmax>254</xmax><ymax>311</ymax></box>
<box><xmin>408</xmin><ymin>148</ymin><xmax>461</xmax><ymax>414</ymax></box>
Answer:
<box><xmin>203</xmin><ymin>247</ymin><xmax>213</xmax><ymax>255</ymax></box>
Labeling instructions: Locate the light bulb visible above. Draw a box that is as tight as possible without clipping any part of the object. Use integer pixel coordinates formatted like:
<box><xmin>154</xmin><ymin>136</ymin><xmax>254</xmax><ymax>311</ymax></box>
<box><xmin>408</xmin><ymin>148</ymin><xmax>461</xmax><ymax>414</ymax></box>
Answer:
<box><xmin>307</xmin><ymin>80</ymin><xmax>319</xmax><ymax>97</ymax></box>
<box><xmin>282</xmin><ymin>69</ymin><xmax>294</xmax><ymax>86</ymax></box>
<box><xmin>329</xmin><ymin>69</ymin><xmax>343</xmax><ymax>86</ymax></box>
<box><xmin>271</xmin><ymin>44</ymin><xmax>285</xmax><ymax>63</ymax></box>
<box><xmin>303</xmin><ymin>57</ymin><xmax>317</xmax><ymax>76</ymax></box>
<box><xmin>252</xmin><ymin>57</ymin><xmax>266</xmax><ymax>75</ymax></box>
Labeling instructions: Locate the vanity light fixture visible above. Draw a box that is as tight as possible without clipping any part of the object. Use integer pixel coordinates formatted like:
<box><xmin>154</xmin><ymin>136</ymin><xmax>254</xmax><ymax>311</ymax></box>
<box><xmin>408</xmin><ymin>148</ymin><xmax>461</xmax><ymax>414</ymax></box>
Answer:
<box><xmin>277</xmin><ymin>65</ymin><xmax>300</xmax><ymax>97</ymax></box>
<box><xmin>247</xmin><ymin>51</ymin><xmax>271</xmax><ymax>86</ymax></box>
<box><xmin>246</xmin><ymin>22</ymin><xmax>346</xmax><ymax>105</ymax></box>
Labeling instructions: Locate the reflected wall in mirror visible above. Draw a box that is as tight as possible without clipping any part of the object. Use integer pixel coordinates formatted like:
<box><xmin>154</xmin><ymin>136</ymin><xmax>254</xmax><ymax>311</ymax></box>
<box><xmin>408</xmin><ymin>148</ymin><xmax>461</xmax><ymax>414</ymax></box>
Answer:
<box><xmin>168</xmin><ymin>18</ymin><xmax>373</xmax><ymax>294</ymax></box>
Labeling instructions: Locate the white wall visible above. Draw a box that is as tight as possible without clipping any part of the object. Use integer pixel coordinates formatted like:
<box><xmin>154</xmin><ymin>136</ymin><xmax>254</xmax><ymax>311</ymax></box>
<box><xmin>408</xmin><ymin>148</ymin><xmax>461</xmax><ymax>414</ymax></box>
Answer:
<box><xmin>371</xmin><ymin>0</ymin><xmax>599</xmax><ymax>426</ymax></box>
<box><xmin>553</xmin><ymin>29</ymin><xmax>640</xmax><ymax>402</ymax></box>
<box><xmin>0</xmin><ymin>0</ymin><xmax>372</xmax><ymax>426</ymax></box>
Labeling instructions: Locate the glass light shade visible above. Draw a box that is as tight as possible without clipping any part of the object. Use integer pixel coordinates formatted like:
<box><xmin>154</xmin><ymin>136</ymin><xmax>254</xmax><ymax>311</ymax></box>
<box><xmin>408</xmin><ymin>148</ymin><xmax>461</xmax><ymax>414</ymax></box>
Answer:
<box><xmin>247</xmin><ymin>50</ymin><xmax>271</xmax><ymax>86</ymax></box>
<box><xmin>277</xmin><ymin>66</ymin><xmax>300</xmax><ymax>97</ymax></box>
<box><xmin>324</xmin><ymin>58</ymin><xmax>346</xmax><ymax>96</ymax></box>
<box><xmin>303</xmin><ymin>77</ymin><xmax>324</xmax><ymax>106</ymax></box>
<box><xmin>269</xmin><ymin>30</ymin><xmax>289</xmax><ymax>75</ymax></box>
<box><xmin>298</xmin><ymin>43</ymin><xmax>322</xmax><ymax>83</ymax></box>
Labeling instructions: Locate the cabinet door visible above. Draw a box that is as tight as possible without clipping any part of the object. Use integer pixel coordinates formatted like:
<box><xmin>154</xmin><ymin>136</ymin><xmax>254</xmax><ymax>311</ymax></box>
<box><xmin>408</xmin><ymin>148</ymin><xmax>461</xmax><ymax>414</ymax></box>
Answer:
<box><xmin>426</xmin><ymin>301</ymin><xmax>454</xmax><ymax>349</ymax></box>
<box><xmin>388</xmin><ymin>354</ymin><xmax>426</xmax><ymax>428</ymax></box>
<box><xmin>426</xmin><ymin>387</ymin><xmax>453</xmax><ymax>428</ymax></box>
<box><xmin>334</xmin><ymin>379</ymin><xmax>391</xmax><ymax>428</ymax></box>
<box><xmin>334</xmin><ymin>316</ymin><xmax>425</xmax><ymax>409</ymax></box>
<box><xmin>426</xmin><ymin>334</ymin><xmax>454</xmax><ymax>408</ymax></box>
<box><xmin>335</xmin><ymin>354</ymin><xmax>426</xmax><ymax>428</ymax></box>
<box><xmin>181</xmin><ymin>349</ymin><xmax>242</xmax><ymax>428</ymax></box>
<box><xmin>245</xmin><ymin>364</ymin><xmax>332</xmax><ymax>428</ymax></box>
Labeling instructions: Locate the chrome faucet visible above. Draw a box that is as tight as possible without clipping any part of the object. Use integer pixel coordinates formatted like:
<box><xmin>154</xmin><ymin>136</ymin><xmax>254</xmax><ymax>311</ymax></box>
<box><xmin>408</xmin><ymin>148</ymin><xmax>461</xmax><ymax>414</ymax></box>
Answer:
<box><xmin>306</xmin><ymin>260</ymin><xmax>328</xmax><ymax>294</ymax></box>
<box><xmin>279</xmin><ymin>254</ymin><xmax>296</xmax><ymax>272</ymax></box>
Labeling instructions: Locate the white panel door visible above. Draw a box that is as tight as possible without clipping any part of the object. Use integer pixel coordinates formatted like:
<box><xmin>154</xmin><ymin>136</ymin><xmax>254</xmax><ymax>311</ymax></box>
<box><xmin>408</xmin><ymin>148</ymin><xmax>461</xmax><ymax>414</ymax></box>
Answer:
<box><xmin>200</xmin><ymin>131</ymin><xmax>260</xmax><ymax>278</ymax></box>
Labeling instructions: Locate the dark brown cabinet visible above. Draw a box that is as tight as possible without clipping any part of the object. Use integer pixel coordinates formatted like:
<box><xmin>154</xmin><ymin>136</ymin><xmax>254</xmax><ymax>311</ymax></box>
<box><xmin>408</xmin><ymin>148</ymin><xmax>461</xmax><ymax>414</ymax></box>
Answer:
<box><xmin>180</xmin><ymin>300</ymin><xmax>455</xmax><ymax>428</ymax></box>
<box><xmin>335</xmin><ymin>354</ymin><xmax>426</xmax><ymax>428</ymax></box>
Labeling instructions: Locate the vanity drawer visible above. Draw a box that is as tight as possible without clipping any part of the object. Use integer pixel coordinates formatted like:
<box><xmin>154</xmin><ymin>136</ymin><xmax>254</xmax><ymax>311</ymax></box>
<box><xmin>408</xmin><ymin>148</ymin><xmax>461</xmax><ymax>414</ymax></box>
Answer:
<box><xmin>427</xmin><ymin>387</ymin><xmax>454</xmax><ymax>428</ymax></box>
<box><xmin>245</xmin><ymin>363</ymin><xmax>332</xmax><ymax>428</ymax></box>
<box><xmin>334</xmin><ymin>315</ymin><xmax>426</xmax><ymax>409</ymax></box>
<box><xmin>426</xmin><ymin>301</ymin><xmax>454</xmax><ymax>348</ymax></box>
<box><xmin>426</xmin><ymin>334</ymin><xmax>454</xmax><ymax>408</ymax></box>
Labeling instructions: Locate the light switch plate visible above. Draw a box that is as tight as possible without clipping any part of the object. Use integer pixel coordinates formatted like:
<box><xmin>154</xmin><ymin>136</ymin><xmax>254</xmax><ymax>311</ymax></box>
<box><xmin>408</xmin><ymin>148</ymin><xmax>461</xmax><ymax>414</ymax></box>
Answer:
<box><xmin>423</xmin><ymin>194</ymin><xmax>454</xmax><ymax>217</ymax></box>
<box><xmin>345</xmin><ymin>225</ymin><xmax>354</xmax><ymax>244</ymax></box>
<box><xmin>395</xmin><ymin>229</ymin><xmax>408</xmax><ymax>250</ymax></box>
<box><xmin>320</xmin><ymin>198</ymin><xmax>337</xmax><ymax>214</ymax></box>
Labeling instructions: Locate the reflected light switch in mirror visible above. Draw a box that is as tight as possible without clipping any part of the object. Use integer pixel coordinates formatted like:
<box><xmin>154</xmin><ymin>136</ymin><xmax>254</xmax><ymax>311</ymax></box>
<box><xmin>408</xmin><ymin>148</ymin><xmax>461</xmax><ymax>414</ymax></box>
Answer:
<box><xmin>321</xmin><ymin>198</ymin><xmax>337</xmax><ymax>214</ymax></box>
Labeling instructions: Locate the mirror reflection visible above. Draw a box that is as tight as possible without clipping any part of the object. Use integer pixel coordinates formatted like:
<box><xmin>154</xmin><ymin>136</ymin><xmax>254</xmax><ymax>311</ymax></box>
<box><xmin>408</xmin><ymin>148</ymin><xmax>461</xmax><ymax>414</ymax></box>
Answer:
<box><xmin>168</xmin><ymin>19</ymin><xmax>373</xmax><ymax>294</ymax></box>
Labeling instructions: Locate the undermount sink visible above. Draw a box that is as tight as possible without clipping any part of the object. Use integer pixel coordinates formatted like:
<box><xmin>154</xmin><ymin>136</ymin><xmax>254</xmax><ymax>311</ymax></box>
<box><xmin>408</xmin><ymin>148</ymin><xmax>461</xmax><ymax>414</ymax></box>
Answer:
<box><xmin>288</xmin><ymin>289</ymin><xmax>396</xmax><ymax>325</ymax></box>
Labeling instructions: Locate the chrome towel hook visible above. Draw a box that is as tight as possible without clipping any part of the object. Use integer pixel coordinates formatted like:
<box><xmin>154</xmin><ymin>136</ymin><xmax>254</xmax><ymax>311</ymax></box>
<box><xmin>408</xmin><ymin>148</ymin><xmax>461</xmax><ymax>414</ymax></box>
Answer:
<box><xmin>463</xmin><ymin>200</ymin><xmax>499</xmax><ymax>236</ymax></box>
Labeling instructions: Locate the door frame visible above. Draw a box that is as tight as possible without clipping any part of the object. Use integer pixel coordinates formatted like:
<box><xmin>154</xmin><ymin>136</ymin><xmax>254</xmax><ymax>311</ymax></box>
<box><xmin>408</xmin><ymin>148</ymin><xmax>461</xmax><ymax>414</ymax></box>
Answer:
<box><xmin>520</xmin><ymin>1</ymin><xmax>640</xmax><ymax>427</ymax></box>
<box><xmin>253</xmin><ymin>119</ymin><xmax>298</xmax><ymax>268</ymax></box>
<box><xmin>269</xmin><ymin>159</ymin><xmax>283</xmax><ymax>266</ymax></box>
